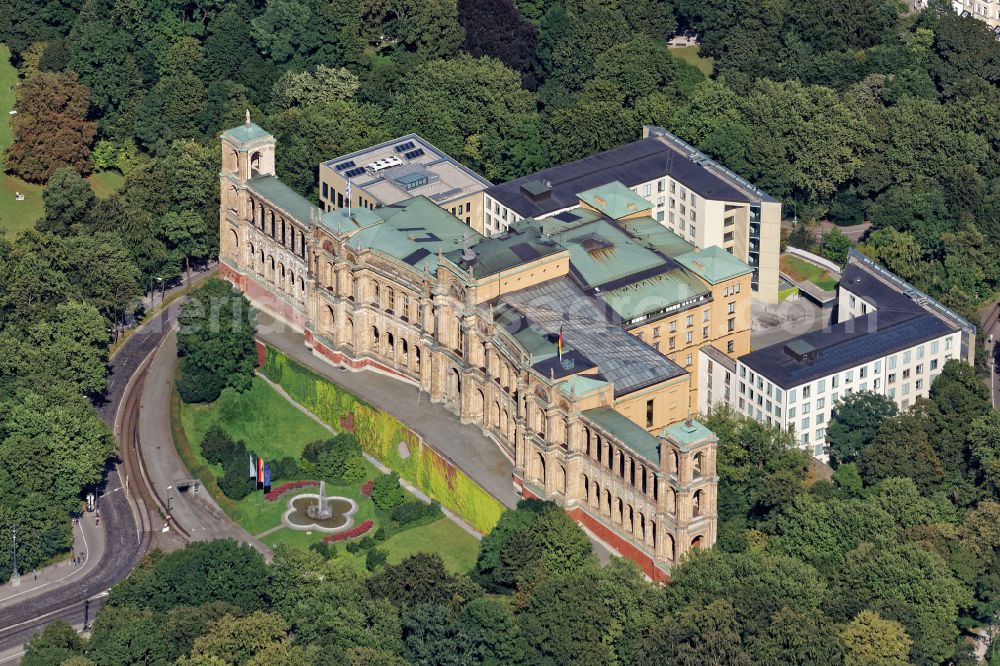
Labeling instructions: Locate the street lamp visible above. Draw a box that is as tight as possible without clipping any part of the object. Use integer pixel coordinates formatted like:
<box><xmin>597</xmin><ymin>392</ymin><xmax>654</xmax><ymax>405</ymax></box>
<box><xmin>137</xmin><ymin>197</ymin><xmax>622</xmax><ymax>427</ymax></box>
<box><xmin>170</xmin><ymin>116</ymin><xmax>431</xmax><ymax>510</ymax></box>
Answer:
<box><xmin>11</xmin><ymin>526</ymin><xmax>18</xmax><ymax>587</ymax></box>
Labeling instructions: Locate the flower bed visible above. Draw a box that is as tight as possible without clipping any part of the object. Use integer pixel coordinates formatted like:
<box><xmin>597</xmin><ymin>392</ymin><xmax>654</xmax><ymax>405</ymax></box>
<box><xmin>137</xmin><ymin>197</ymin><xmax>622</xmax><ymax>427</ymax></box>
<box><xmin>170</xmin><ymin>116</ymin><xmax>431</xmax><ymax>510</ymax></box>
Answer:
<box><xmin>265</xmin><ymin>480</ymin><xmax>319</xmax><ymax>502</ymax></box>
<box><xmin>360</xmin><ymin>479</ymin><xmax>374</xmax><ymax>497</ymax></box>
<box><xmin>322</xmin><ymin>519</ymin><xmax>373</xmax><ymax>543</ymax></box>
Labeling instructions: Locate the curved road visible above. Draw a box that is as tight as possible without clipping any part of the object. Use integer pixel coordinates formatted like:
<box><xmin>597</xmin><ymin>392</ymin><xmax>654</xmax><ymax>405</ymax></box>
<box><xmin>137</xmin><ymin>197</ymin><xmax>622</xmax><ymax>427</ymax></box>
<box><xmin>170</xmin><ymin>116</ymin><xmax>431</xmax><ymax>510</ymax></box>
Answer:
<box><xmin>0</xmin><ymin>291</ymin><xmax>199</xmax><ymax>653</ymax></box>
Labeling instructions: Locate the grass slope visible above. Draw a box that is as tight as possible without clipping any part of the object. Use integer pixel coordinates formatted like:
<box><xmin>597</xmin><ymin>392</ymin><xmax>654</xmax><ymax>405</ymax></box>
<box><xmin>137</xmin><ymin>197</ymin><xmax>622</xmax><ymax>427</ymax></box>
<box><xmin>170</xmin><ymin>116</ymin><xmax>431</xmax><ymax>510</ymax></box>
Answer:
<box><xmin>180</xmin><ymin>375</ymin><xmax>331</xmax><ymax>462</ymax></box>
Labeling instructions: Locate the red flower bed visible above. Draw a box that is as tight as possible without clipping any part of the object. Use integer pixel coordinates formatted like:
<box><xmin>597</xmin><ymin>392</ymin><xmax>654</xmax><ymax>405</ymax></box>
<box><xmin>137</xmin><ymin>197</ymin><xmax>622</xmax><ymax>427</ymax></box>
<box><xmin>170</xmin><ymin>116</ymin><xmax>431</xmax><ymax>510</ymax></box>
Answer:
<box><xmin>264</xmin><ymin>480</ymin><xmax>319</xmax><ymax>502</ymax></box>
<box><xmin>360</xmin><ymin>480</ymin><xmax>374</xmax><ymax>497</ymax></box>
<box><xmin>322</xmin><ymin>519</ymin><xmax>374</xmax><ymax>543</ymax></box>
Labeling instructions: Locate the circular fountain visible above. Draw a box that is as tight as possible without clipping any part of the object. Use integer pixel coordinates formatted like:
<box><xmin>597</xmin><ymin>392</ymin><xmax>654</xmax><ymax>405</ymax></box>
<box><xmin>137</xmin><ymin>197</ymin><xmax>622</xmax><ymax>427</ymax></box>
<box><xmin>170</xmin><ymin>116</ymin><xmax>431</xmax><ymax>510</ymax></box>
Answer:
<box><xmin>282</xmin><ymin>481</ymin><xmax>358</xmax><ymax>533</ymax></box>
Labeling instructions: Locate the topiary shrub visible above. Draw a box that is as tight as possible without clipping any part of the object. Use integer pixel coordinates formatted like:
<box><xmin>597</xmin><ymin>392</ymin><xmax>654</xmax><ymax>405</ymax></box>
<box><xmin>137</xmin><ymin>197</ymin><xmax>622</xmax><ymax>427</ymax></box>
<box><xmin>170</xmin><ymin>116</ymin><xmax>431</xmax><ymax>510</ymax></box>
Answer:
<box><xmin>390</xmin><ymin>500</ymin><xmax>441</xmax><ymax>526</ymax></box>
<box><xmin>371</xmin><ymin>472</ymin><xmax>405</xmax><ymax>510</ymax></box>
<box><xmin>218</xmin><ymin>441</ymin><xmax>255</xmax><ymax>500</ymax></box>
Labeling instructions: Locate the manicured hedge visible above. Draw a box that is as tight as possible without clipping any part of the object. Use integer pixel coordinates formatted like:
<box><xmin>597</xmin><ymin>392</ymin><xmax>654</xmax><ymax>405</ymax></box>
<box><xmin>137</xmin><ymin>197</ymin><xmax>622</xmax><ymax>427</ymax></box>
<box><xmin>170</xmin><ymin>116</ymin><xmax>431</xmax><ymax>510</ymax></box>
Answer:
<box><xmin>261</xmin><ymin>348</ymin><xmax>504</xmax><ymax>534</ymax></box>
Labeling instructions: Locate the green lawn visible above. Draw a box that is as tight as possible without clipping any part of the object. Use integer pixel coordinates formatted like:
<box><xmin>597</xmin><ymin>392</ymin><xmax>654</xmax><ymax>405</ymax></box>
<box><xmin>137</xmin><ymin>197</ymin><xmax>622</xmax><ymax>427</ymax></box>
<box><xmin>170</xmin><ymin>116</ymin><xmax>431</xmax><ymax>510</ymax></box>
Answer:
<box><xmin>180</xmin><ymin>376</ymin><xmax>332</xmax><ymax>463</ymax></box>
<box><xmin>669</xmin><ymin>45</ymin><xmax>715</xmax><ymax>77</ymax></box>
<box><xmin>87</xmin><ymin>170</ymin><xmax>124</xmax><ymax>199</ymax></box>
<box><xmin>781</xmin><ymin>254</ymin><xmax>840</xmax><ymax>291</ymax></box>
<box><xmin>0</xmin><ymin>45</ymin><xmax>43</xmax><ymax>239</ymax></box>
<box><xmin>373</xmin><ymin>518</ymin><xmax>479</xmax><ymax>574</ymax></box>
<box><xmin>177</xmin><ymin>375</ymin><xmax>480</xmax><ymax>573</ymax></box>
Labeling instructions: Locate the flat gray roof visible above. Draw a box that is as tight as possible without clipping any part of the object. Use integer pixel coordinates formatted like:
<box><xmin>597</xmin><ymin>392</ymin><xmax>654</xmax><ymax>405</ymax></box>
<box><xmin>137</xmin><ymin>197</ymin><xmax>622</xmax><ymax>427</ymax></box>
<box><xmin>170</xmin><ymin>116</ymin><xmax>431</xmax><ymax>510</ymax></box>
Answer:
<box><xmin>323</xmin><ymin>134</ymin><xmax>492</xmax><ymax>206</ymax></box>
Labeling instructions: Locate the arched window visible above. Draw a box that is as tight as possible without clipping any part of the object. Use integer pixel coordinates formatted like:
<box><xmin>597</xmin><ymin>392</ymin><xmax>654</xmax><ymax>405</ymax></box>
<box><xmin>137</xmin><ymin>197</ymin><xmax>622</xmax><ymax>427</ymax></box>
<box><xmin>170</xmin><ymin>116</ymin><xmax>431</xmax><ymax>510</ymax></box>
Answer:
<box><xmin>402</xmin><ymin>339</ymin><xmax>409</xmax><ymax>365</ymax></box>
<box><xmin>693</xmin><ymin>452</ymin><xmax>704</xmax><ymax>479</ymax></box>
<box><xmin>250</xmin><ymin>151</ymin><xmax>261</xmax><ymax>174</ymax></box>
<box><xmin>373</xmin><ymin>281</ymin><xmax>380</xmax><ymax>305</ymax></box>
<box><xmin>691</xmin><ymin>535</ymin><xmax>703</xmax><ymax>550</ymax></box>
<box><xmin>537</xmin><ymin>453</ymin><xmax>546</xmax><ymax>486</ymax></box>
<box><xmin>693</xmin><ymin>489</ymin><xmax>703</xmax><ymax>518</ymax></box>
<box><xmin>372</xmin><ymin>326</ymin><xmax>380</xmax><ymax>347</ymax></box>
<box><xmin>415</xmin><ymin>347</ymin><xmax>422</xmax><ymax>372</ymax></box>
<box><xmin>669</xmin><ymin>450</ymin><xmax>679</xmax><ymax>475</ymax></box>
<box><xmin>387</xmin><ymin>287</ymin><xmax>395</xmax><ymax>311</ymax></box>
<box><xmin>558</xmin><ymin>465</ymin><xmax>566</xmax><ymax>493</ymax></box>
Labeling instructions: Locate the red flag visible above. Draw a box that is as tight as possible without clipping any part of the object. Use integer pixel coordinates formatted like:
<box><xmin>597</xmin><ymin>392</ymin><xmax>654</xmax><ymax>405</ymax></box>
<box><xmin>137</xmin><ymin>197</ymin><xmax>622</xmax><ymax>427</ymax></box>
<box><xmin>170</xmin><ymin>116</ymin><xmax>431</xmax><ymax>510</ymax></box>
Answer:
<box><xmin>558</xmin><ymin>327</ymin><xmax>564</xmax><ymax>360</ymax></box>
<box><xmin>257</xmin><ymin>457</ymin><xmax>264</xmax><ymax>484</ymax></box>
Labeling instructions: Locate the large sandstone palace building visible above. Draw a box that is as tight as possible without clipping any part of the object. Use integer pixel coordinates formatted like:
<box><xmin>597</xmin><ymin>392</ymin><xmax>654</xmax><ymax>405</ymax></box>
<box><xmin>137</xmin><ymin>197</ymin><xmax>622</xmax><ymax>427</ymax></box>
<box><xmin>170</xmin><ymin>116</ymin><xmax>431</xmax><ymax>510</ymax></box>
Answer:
<box><xmin>217</xmin><ymin>118</ymin><xmax>755</xmax><ymax>578</ymax></box>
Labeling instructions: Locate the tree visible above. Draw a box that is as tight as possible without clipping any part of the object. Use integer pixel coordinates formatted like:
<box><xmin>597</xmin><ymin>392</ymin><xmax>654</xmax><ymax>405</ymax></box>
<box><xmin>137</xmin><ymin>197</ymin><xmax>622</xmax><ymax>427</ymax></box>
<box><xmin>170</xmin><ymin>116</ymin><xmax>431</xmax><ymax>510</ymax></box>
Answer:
<box><xmin>4</xmin><ymin>71</ymin><xmax>96</xmax><ymax>182</ymax></box>
<box><xmin>858</xmin><ymin>228</ymin><xmax>925</xmax><ymax>283</ymax></box>
<box><xmin>378</xmin><ymin>0</ymin><xmax>465</xmax><ymax>58</ymax></box>
<box><xmin>39</xmin><ymin>168</ymin><xmax>96</xmax><ymax>235</ymax></box>
<box><xmin>62</xmin><ymin>232</ymin><xmax>141</xmax><ymax>329</ymax></box>
<box><xmin>176</xmin><ymin>278</ymin><xmax>257</xmax><ymax>403</ymax></box>
<box><xmin>968</xmin><ymin>411</ymin><xmax>1000</xmax><ymax>494</ymax></box>
<box><xmin>826</xmin><ymin>391</ymin><xmax>898</xmax><ymax>465</ymax></box>
<box><xmin>275</xmin><ymin>65</ymin><xmax>359</xmax><ymax>109</ymax></box>
<box><xmin>371</xmin><ymin>472</ymin><xmax>405</xmax><ymax>510</ymax></box>
<box><xmin>819</xmin><ymin>227</ymin><xmax>852</xmax><ymax>266</ymax></box>
<box><xmin>840</xmin><ymin>610</ymin><xmax>912</xmax><ymax>666</ymax></box>
<box><xmin>929</xmin><ymin>10</ymin><xmax>1000</xmax><ymax>99</ymax></box>
<box><xmin>133</xmin><ymin>70</ymin><xmax>206</xmax><ymax>154</ymax></box>
<box><xmin>367</xmin><ymin>553</ymin><xmax>480</xmax><ymax>608</ymax></box>
<box><xmin>22</xmin><ymin>620</ymin><xmax>84</xmax><ymax>666</ymax></box>
<box><xmin>458</xmin><ymin>0</ymin><xmax>537</xmax><ymax>82</ymax></box>
<box><xmin>385</xmin><ymin>55</ymin><xmax>536</xmax><ymax>176</ymax></box>
<box><xmin>858</xmin><ymin>413</ymin><xmax>944</xmax><ymax>492</ymax></box>
<box><xmin>162</xmin><ymin>210</ymin><xmax>209</xmax><ymax>285</ymax></box>
<box><xmin>456</xmin><ymin>597</ymin><xmax>524</xmax><ymax>665</ymax></box>
<box><xmin>186</xmin><ymin>612</ymin><xmax>292</xmax><ymax>665</ymax></box>
<box><xmin>629</xmin><ymin>599</ymin><xmax>752</xmax><ymax>666</ymax></box>
<box><xmin>785</xmin><ymin>0</ymin><xmax>899</xmax><ymax>52</ymax></box>
<box><xmin>747</xmin><ymin>606</ymin><xmax>843</xmax><ymax>665</ymax></box>
<box><xmin>108</xmin><ymin>539</ymin><xmax>269</xmax><ymax>613</ymax></box>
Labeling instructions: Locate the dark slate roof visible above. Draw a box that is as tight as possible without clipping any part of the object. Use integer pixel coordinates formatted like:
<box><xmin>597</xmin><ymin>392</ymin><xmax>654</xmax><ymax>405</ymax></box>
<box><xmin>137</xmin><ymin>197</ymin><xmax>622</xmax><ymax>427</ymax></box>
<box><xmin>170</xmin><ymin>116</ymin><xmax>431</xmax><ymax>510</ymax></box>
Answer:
<box><xmin>495</xmin><ymin>278</ymin><xmax>686</xmax><ymax>396</ymax></box>
<box><xmin>740</xmin><ymin>313</ymin><xmax>954</xmax><ymax>389</ymax></box>
<box><xmin>487</xmin><ymin>137</ymin><xmax>761</xmax><ymax>218</ymax></box>
<box><xmin>740</xmin><ymin>253</ymin><xmax>961</xmax><ymax>389</ymax></box>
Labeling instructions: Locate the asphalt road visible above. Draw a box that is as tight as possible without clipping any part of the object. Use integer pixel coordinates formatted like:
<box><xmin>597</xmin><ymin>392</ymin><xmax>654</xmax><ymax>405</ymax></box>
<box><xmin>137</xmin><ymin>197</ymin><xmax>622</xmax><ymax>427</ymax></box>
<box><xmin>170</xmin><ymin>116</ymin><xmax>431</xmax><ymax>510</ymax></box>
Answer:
<box><xmin>0</xmin><ymin>274</ymin><xmax>211</xmax><ymax>655</ymax></box>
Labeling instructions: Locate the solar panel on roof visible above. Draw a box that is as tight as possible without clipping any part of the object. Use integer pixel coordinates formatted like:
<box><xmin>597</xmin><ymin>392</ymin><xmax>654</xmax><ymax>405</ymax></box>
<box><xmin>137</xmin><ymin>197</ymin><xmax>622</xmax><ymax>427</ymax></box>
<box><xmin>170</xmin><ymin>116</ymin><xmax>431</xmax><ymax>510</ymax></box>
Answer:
<box><xmin>334</xmin><ymin>160</ymin><xmax>356</xmax><ymax>171</ymax></box>
<box><xmin>510</xmin><ymin>243</ymin><xmax>541</xmax><ymax>261</ymax></box>
<box><xmin>401</xmin><ymin>248</ymin><xmax>432</xmax><ymax>265</ymax></box>
<box><xmin>394</xmin><ymin>141</ymin><xmax>416</xmax><ymax>153</ymax></box>
<box><xmin>554</xmin><ymin>211</ymin><xmax>580</xmax><ymax>222</ymax></box>
<box><xmin>403</xmin><ymin>148</ymin><xmax>425</xmax><ymax>160</ymax></box>
<box><xmin>342</xmin><ymin>167</ymin><xmax>366</xmax><ymax>178</ymax></box>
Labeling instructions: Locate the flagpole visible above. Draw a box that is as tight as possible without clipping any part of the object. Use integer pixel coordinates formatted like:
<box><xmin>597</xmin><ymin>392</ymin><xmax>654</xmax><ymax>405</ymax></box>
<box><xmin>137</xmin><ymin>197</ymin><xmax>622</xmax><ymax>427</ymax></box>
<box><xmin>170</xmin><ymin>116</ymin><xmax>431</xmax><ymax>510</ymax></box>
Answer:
<box><xmin>346</xmin><ymin>178</ymin><xmax>352</xmax><ymax>219</ymax></box>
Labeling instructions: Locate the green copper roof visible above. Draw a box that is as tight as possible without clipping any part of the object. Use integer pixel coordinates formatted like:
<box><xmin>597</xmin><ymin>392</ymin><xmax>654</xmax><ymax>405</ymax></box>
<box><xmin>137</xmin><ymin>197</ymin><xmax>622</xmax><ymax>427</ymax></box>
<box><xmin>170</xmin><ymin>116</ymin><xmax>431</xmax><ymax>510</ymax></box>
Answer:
<box><xmin>675</xmin><ymin>246</ymin><xmax>752</xmax><ymax>284</ymax></box>
<box><xmin>247</xmin><ymin>175</ymin><xmax>315</xmax><ymax>224</ymax></box>
<box><xmin>577</xmin><ymin>181</ymin><xmax>651</xmax><ymax>220</ymax></box>
<box><xmin>448</xmin><ymin>223</ymin><xmax>563</xmax><ymax>277</ymax></box>
<box><xmin>344</xmin><ymin>196</ymin><xmax>480</xmax><ymax>273</ymax></box>
<box><xmin>557</xmin><ymin>375</ymin><xmax>609</xmax><ymax>398</ymax></box>
<box><xmin>662</xmin><ymin>419</ymin><xmax>715</xmax><ymax>450</ymax></box>
<box><xmin>600</xmin><ymin>270</ymin><xmax>709</xmax><ymax>320</ymax></box>
<box><xmin>582</xmin><ymin>407</ymin><xmax>660</xmax><ymax>462</ymax></box>
<box><xmin>555</xmin><ymin>219</ymin><xmax>665</xmax><ymax>290</ymax></box>
<box><xmin>223</xmin><ymin>122</ymin><xmax>272</xmax><ymax>144</ymax></box>
<box><xmin>319</xmin><ymin>207</ymin><xmax>384</xmax><ymax>235</ymax></box>
<box><xmin>618</xmin><ymin>216</ymin><xmax>696</xmax><ymax>258</ymax></box>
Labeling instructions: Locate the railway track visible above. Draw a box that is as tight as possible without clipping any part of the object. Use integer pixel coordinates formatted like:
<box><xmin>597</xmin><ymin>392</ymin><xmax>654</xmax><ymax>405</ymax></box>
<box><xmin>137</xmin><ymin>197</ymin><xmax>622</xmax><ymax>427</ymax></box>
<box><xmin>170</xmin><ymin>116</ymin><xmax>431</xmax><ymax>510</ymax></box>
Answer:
<box><xmin>0</xmin><ymin>328</ymin><xmax>190</xmax><ymax>654</ymax></box>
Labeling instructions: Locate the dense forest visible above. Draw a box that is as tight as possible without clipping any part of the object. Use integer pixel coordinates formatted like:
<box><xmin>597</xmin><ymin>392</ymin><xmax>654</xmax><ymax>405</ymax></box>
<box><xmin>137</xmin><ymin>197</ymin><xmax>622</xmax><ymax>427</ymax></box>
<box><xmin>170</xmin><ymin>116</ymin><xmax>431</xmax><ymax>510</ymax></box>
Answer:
<box><xmin>3</xmin><ymin>0</ymin><xmax>1000</xmax><ymax>661</ymax></box>
<box><xmin>23</xmin><ymin>371</ymin><xmax>1000</xmax><ymax>665</ymax></box>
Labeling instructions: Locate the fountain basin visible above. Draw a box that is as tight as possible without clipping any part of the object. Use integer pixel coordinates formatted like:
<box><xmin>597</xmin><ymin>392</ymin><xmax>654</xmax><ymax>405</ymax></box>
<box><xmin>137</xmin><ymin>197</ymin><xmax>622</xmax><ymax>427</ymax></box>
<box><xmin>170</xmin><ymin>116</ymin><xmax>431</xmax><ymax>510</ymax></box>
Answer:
<box><xmin>282</xmin><ymin>494</ymin><xmax>358</xmax><ymax>533</ymax></box>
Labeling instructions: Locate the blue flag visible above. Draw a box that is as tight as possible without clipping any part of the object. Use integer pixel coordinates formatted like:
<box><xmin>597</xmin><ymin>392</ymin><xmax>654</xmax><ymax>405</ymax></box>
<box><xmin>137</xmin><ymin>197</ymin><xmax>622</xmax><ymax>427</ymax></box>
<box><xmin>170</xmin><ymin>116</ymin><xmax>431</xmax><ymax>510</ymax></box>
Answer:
<box><xmin>263</xmin><ymin>463</ymin><xmax>271</xmax><ymax>488</ymax></box>
<box><xmin>249</xmin><ymin>454</ymin><xmax>256</xmax><ymax>479</ymax></box>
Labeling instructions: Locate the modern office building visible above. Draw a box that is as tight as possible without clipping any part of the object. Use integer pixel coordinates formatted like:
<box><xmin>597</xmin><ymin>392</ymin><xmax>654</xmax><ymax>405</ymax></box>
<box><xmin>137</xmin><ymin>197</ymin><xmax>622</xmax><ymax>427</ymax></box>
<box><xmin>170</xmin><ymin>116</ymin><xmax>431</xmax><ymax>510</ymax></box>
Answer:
<box><xmin>700</xmin><ymin>250</ymin><xmax>976</xmax><ymax>459</ymax></box>
<box><xmin>482</xmin><ymin>125</ymin><xmax>782</xmax><ymax>301</ymax></box>
<box><xmin>218</xmin><ymin>120</ymin><xmax>729</xmax><ymax>578</ymax></box>
<box><xmin>319</xmin><ymin>134</ymin><xmax>493</xmax><ymax>230</ymax></box>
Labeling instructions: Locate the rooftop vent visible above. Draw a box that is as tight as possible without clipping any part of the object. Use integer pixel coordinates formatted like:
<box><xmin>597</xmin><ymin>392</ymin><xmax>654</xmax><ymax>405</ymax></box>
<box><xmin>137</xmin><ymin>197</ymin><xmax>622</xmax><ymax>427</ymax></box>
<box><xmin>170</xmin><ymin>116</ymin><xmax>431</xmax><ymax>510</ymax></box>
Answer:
<box><xmin>367</xmin><ymin>156</ymin><xmax>403</xmax><ymax>173</ymax></box>
<box><xmin>520</xmin><ymin>179</ymin><xmax>552</xmax><ymax>201</ymax></box>
<box><xmin>783</xmin><ymin>339</ymin><xmax>818</xmax><ymax>363</ymax></box>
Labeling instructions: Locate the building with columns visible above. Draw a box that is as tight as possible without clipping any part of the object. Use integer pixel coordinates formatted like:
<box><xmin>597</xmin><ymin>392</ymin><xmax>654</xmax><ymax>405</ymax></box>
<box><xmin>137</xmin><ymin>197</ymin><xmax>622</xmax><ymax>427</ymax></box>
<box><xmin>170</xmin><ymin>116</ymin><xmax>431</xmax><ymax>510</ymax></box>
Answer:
<box><xmin>218</xmin><ymin>119</ymin><xmax>723</xmax><ymax>579</ymax></box>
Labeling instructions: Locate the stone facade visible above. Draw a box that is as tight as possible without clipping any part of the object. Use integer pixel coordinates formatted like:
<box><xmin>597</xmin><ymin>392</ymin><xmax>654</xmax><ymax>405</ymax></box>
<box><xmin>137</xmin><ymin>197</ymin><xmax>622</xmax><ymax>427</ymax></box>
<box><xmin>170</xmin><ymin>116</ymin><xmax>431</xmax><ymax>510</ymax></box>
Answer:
<box><xmin>218</xmin><ymin>121</ymin><xmax>718</xmax><ymax>578</ymax></box>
